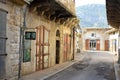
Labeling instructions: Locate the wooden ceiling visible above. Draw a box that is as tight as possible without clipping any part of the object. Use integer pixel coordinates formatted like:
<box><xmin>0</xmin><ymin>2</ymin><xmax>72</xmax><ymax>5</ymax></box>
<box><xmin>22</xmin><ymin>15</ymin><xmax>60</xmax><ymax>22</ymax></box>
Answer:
<box><xmin>106</xmin><ymin>0</ymin><xmax>120</xmax><ymax>29</ymax></box>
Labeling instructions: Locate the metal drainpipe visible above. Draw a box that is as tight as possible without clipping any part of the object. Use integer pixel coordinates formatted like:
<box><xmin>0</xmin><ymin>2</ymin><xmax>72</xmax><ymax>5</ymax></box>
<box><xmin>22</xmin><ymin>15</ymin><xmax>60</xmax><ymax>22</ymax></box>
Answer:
<box><xmin>73</xmin><ymin>27</ymin><xmax>76</xmax><ymax>60</ymax></box>
<box><xmin>18</xmin><ymin>5</ymin><xmax>27</xmax><ymax>80</ymax></box>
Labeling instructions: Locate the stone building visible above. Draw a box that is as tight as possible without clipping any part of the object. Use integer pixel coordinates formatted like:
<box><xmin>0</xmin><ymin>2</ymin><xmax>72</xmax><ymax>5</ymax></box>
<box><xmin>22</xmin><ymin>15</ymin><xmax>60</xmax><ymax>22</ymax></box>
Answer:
<box><xmin>74</xmin><ymin>26</ymin><xmax>82</xmax><ymax>54</ymax></box>
<box><xmin>106</xmin><ymin>0</ymin><xmax>120</xmax><ymax>63</ymax></box>
<box><xmin>82</xmin><ymin>28</ymin><xmax>110</xmax><ymax>51</ymax></box>
<box><xmin>106</xmin><ymin>28</ymin><xmax>118</xmax><ymax>55</ymax></box>
<box><xmin>0</xmin><ymin>0</ymin><xmax>79</xmax><ymax>79</ymax></box>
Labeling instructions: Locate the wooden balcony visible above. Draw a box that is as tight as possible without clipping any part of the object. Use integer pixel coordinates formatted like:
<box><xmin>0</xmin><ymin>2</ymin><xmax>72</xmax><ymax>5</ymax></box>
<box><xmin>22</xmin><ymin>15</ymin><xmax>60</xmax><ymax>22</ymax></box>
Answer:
<box><xmin>29</xmin><ymin>0</ymin><xmax>77</xmax><ymax>24</ymax></box>
<box><xmin>55</xmin><ymin>0</ymin><xmax>76</xmax><ymax>16</ymax></box>
<box><xmin>106</xmin><ymin>0</ymin><xmax>120</xmax><ymax>28</ymax></box>
<box><xmin>8</xmin><ymin>0</ymin><xmax>78</xmax><ymax>26</ymax></box>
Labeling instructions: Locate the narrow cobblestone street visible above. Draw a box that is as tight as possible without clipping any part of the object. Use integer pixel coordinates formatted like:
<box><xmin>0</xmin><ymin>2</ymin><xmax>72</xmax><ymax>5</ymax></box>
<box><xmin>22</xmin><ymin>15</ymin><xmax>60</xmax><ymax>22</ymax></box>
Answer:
<box><xmin>45</xmin><ymin>51</ymin><xmax>115</xmax><ymax>80</ymax></box>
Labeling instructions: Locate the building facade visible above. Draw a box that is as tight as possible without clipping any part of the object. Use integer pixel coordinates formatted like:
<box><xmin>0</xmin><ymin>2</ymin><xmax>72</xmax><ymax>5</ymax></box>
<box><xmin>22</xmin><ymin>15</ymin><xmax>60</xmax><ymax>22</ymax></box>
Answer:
<box><xmin>82</xmin><ymin>28</ymin><xmax>109</xmax><ymax>51</ymax></box>
<box><xmin>106</xmin><ymin>28</ymin><xmax>118</xmax><ymax>55</ymax></box>
<box><xmin>74</xmin><ymin>27</ymin><xmax>82</xmax><ymax>54</ymax></box>
<box><xmin>0</xmin><ymin>0</ymin><xmax>79</xmax><ymax>79</ymax></box>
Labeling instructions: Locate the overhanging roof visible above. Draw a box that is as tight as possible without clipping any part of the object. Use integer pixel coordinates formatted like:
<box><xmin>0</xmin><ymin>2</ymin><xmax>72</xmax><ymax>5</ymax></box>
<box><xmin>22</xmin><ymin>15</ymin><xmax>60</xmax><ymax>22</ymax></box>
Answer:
<box><xmin>29</xmin><ymin>0</ymin><xmax>76</xmax><ymax>18</ymax></box>
<box><xmin>106</xmin><ymin>0</ymin><xmax>120</xmax><ymax>29</ymax></box>
<box><xmin>105</xmin><ymin>28</ymin><xmax>118</xmax><ymax>34</ymax></box>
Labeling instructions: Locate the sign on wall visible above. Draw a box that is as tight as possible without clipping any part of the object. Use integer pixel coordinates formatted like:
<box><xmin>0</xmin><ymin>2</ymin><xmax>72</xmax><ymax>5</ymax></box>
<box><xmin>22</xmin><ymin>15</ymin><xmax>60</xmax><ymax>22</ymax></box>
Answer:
<box><xmin>25</xmin><ymin>32</ymin><xmax>36</xmax><ymax>40</ymax></box>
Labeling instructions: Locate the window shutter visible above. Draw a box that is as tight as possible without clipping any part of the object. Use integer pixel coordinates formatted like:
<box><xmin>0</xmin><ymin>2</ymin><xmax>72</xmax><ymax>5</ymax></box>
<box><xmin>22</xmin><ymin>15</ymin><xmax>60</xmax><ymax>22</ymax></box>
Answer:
<box><xmin>0</xmin><ymin>10</ymin><xmax>7</xmax><ymax>55</ymax></box>
<box><xmin>0</xmin><ymin>9</ymin><xmax>7</xmax><ymax>79</ymax></box>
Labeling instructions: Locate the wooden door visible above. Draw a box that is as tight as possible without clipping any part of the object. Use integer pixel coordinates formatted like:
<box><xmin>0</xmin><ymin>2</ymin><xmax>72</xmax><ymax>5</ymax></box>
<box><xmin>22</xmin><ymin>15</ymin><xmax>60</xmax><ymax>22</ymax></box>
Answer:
<box><xmin>105</xmin><ymin>40</ymin><xmax>109</xmax><ymax>51</ymax></box>
<box><xmin>85</xmin><ymin>39</ymin><xmax>89</xmax><ymax>50</ymax></box>
<box><xmin>96</xmin><ymin>39</ymin><xmax>100</xmax><ymax>50</ymax></box>
<box><xmin>36</xmin><ymin>26</ymin><xmax>49</xmax><ymax>71</ymax></box>
<box><xmin>64</xmin><ymin>34</ymin><xmax>69</xmax><ymax>62</ymax></box>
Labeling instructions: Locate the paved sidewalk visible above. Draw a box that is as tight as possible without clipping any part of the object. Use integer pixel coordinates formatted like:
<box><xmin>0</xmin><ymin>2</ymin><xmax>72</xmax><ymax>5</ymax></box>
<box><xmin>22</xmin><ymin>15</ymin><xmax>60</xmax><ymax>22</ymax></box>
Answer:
<box><xmin>21</xmin><ymin>52</ymin><xmax>86</xmax><ymax>80</ymax></box>
<box><xmin>114</xmin><ymin>55</ymin><xmax>120</xmax><ymax>80</ymax></box>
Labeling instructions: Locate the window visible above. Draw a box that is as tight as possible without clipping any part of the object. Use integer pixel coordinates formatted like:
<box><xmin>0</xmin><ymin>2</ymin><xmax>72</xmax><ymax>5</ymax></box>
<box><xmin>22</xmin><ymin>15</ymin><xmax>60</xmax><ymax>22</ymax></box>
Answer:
<box><xmin>56</xmin><ymin>30</ymin><xmax>60</xmax><ymax>37</ymax></box>
<box><xmin>0</xmin><ymin>9</ymin><xmax>7</xmax><ymax>78</ymax></box>
<box><xmin>25</xmin><ymin>32</ymin><xmax>36</xmax><ymax>40</ymax></box>
<box><xmin>91</xmin><ymin>33</ymin><xmax>94</xmax><ymax>37</ymax></box>
<box><xmin>91</xmin><ymin>33</ymin><xmax>96</xmax><ymax>37</ymax></box>
<box><xmin>0</xmin><ymin>10</ymin><xmax>7</xmax><ymax>55</ymax></box>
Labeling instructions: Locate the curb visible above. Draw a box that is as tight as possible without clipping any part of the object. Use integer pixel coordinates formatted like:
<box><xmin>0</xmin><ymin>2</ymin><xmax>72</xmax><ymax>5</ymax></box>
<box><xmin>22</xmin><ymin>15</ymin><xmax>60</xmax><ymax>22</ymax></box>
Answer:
<box><xmin>114</xmin><ymin>62</ymin><xmax>119</xmax><ymax>80</ymax></box>
<box><xmin>41</xmin><ymin>54</ymin><xmax>85</xmax><ymax>80</ymax></box>
<box><xmin>41</xmin><ymin>62</ymin><xmax>75</xmax><ymax>80</ymax></box>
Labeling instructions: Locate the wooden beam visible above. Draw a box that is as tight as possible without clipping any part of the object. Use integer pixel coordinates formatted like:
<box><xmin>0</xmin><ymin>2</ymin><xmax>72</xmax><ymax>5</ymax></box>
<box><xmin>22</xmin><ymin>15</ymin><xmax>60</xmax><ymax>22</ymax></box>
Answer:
<box><xmin>10</xmin><ymin>0</ymin><xmax>25</xmax><ymax>5</ymax></box>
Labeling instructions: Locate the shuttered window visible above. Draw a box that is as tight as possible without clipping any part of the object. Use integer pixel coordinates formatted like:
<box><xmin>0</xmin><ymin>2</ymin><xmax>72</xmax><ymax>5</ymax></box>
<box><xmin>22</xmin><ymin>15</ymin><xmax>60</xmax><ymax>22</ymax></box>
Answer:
<box><xmin>0</xmin><ymin>10</ymin><xmax>7</xmax><ymax>56</ymax></box>
<box><xmin>0</xmin><ymin>9</ymin><xmax>7</xmax><ymax>79</ymax></box>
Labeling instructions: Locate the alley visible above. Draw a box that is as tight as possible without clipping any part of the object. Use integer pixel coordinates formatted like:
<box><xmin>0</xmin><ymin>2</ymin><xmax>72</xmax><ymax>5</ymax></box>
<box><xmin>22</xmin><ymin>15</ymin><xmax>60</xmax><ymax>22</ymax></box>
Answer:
<box><xmin>45</xmin><ymin>51</ymin><xmax>115</xmax><ymax>80</ymax></box>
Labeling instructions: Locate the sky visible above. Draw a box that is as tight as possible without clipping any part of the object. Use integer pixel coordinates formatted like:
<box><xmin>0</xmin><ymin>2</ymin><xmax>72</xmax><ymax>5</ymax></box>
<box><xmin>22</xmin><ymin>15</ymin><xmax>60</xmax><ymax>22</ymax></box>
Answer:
<box><xmin>75</xmin><ymin>0</ymin><xmax>105</xmax><ymax>7</ymax></box>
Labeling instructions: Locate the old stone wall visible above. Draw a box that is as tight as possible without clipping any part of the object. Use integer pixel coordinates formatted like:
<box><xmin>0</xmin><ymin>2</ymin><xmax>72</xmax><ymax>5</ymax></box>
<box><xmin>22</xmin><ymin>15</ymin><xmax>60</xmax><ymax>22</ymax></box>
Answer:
<box><xmin>109</xmin><ymin>31</ymin><xmax>118</xmax><ymax>55</ymax></box>
<box><xmin>2</xmin><ymin>1</ymin><xmax>22</xmax><ymax>80</ymax></box>
<box><xmin>0</xmin><ymin>1</ymin><xmax>74</xmax><ymax>79</ymax></box>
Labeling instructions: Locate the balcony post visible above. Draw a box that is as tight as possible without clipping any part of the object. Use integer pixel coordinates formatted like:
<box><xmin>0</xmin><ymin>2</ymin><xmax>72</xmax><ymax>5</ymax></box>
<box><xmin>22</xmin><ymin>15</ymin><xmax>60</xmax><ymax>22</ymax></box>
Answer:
<box><xmin>118</xmin><ymin>26</ymin><xmax>120</xmax><ymax>63</ymax></box>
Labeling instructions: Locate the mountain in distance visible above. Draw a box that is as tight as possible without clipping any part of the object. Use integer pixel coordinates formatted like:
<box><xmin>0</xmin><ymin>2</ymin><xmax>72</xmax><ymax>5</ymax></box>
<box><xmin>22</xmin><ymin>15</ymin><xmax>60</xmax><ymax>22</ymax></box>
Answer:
<box><xmin>76</xmin><ymin>4</ymin><xmax>108</xmax><ymax>28</ymax></box>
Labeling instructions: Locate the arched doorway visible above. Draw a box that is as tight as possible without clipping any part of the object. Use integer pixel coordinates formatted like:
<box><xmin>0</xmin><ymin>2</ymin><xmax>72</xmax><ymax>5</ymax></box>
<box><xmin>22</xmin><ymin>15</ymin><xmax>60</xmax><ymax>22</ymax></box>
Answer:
<box><xmin>56</xmin><ymin>30</ymin><xmax>60</xmax><ymax>64</ymax></box>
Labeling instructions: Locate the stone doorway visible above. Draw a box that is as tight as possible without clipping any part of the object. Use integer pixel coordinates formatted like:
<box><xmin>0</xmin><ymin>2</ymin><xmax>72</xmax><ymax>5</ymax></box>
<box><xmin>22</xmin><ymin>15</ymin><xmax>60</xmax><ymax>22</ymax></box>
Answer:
<box><xmin>89</xmin><ymin>40</ymin><xmax>96</xmax><ymax>50</ymax></box>
<box><xmin>56</xmin><ymin>30</ymin><xmax>60</xmax><ymax>64</ymax></box>
<box><xmin>56</xmin><ymin>40</ymin><xmax>60</xmax><ymax>64</ymax></box>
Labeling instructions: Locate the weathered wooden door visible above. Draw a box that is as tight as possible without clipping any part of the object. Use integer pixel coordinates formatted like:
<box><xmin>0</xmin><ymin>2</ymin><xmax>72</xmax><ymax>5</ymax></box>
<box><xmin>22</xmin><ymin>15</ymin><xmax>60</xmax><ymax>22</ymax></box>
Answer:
<box><xmin>96</xmin><ymin>39</ymin><xmax>100</xmax><ymax>50</ymax></box>
<box><xmin>85</xmin><ymin>39</ymin><xmax>89</xmax><ymax>50</ymax></box>
<box><xmin>0</xmin><ymin>10</ymin><xmax>7</xmax><ymax>79</ymax></box>
<box><xmin>105</xmin><ymin>40</ymin><xmax>109</xmax><ymax>51</ymax></box>
<box><xmin>64</xmin><ymin>34</ymin><xmax>69</xmax><ymax>62</ymax></box>
<box><xmin>36</xmin><ymin>26</ymin><xmax>49</xmax><ymax>71</ymax></box>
